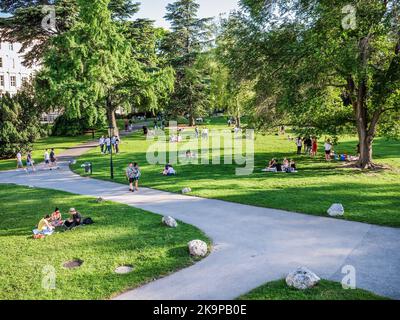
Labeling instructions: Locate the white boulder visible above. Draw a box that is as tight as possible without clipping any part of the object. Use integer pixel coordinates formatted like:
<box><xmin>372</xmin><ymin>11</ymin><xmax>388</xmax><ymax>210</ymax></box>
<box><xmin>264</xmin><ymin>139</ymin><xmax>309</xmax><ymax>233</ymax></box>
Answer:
<box><xmin>182</xmin><ymin>187</ymin><xmax>192</xmax><ymax>194</ymax></box>
<box><xmin>286</xmin><ymin>267</ymin><xmax>321</xmax><ymax>290</ymax></box>
<box><xmin>162</xmin><ymin>216</ymin><xmax>178</xmax><ymax>228</ymax></box>
<box><xmin>328</xmin><ymin>203</ymin><xmax>345</xmax><ymax>217</ymax></box>
<box><xmin>188</xmin><ymin>240</ymin><xmax>208</xmax><ymax>257</ymax></box>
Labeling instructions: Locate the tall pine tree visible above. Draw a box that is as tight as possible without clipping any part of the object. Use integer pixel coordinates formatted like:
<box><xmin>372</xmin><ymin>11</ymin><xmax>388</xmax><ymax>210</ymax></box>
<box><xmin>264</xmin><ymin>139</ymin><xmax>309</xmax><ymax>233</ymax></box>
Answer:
<box><xmin>163</xmin><ymin>0</ymin><xmax>212</xmax><ymax>126</ymax></box>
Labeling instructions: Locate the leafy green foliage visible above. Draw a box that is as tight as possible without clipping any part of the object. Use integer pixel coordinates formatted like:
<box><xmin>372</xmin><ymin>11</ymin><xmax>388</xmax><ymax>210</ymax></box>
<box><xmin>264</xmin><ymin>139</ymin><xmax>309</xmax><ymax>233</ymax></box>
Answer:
<box><xmin>0</xmin><ymin>85</ymin><xmax>45</xmax><ymax>159</ymax></box>
<box><xmin>221</xmin><ymin>0</ymin><xmax>400</xmax><ymax>167</ymax></box>
<box><xmin>0</xmin><ymin>0</ymin><xmax>139</xmax><ymax>67</ymax></box>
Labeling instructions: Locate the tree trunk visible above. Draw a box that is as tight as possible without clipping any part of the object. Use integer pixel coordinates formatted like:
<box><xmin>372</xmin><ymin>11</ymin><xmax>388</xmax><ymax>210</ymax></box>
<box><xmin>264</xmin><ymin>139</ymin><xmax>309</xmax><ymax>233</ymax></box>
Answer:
<box><xmin>235</xmin><ymin>116</ymin><xmax>241</xmax><ymax>128</ymax></box>
<box><xmin>353</xmin><ymin>82</ymin><xmax>375</xmax><ymax>169</ymax></box>
<box><xmin>106</xmin><ymin>95</ymin><xmax>119</xmax><ymax>137</ymax></box>
<box><xmin>357</xmin><ymin>131</ymin><xmax>374</xmax><ymax>169</ymax></box>
<box><xmin>189</xmin><ymin>115</ymin><xmax>195</xmax><ymax>127</ymax></box>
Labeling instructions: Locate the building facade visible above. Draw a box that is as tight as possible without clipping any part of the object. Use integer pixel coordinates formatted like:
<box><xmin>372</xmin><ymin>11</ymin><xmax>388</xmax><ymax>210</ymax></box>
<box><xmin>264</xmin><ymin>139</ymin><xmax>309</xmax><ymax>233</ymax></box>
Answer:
<box><xmin>0</xmin><ymin>41</ymin><xmax>36</xmax><ymax>96</ymax></box>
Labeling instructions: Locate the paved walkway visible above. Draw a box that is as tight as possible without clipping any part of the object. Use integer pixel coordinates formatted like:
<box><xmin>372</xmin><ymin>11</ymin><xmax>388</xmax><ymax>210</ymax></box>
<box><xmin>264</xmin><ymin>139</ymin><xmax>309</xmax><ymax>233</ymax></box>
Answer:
<box><xmin>0</xmin><ymin>141</ymin><xmax>399</xmax><ymax>300</ymax></box>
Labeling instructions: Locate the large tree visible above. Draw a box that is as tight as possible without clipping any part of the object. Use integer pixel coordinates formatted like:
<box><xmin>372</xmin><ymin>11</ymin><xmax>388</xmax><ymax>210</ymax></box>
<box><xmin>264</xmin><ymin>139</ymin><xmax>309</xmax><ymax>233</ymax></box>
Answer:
<box><xmin>162</xmin><ymin>0</ymin><xmax>212</xmax><ymax>126</ymax></box>
<box><xmin>37</xmin><ymin>0</ymin><xmax>133</xmax><ymax>135</ymax></box>
<box><xmin>220</xmin><ymin>0</ymin><xmax>400</xmax><ymax>169</ymax></box>
<box><xmin>0</xmin><ymin>0</ymin><xmax>139</xmax><ymax>67</ymax></box>
<box><xmin>36</xmin><ymin>0</ymin><xmax>174</xmax><ymax>134</ymax></box>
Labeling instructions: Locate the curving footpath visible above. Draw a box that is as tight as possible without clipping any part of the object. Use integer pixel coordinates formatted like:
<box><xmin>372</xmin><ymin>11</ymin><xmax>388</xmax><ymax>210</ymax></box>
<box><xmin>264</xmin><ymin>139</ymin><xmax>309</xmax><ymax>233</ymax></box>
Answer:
<box><xmin>0</xmin><ymin>144</ymin><xmax>399</xmax><ymax>300</ymax></box>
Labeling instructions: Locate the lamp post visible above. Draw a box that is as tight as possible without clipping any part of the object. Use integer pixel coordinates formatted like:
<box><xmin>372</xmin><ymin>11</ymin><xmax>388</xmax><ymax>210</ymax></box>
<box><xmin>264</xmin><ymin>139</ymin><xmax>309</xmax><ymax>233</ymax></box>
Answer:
<box><xmin>108</xmin><ymin>125</ymin><xmax>114</xmax><ymax>179</ymax></box>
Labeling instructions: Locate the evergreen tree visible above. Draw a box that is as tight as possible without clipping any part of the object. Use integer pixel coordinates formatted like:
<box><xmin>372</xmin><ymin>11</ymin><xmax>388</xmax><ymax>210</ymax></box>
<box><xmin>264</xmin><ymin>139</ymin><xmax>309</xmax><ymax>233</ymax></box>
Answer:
<box><xmin>163</xmin><ymin>0</ymin><xmax>212</xmax><ymax>126</ymax></box>
<box><xmin>37</xmin><ymin>0</ymin><xmax>132</xmax><ymax>135</ymax></box>
<box><xmin>0</xmin><ymin>0</ymin><xmax>139</xmax><ymax>67</ymax></box>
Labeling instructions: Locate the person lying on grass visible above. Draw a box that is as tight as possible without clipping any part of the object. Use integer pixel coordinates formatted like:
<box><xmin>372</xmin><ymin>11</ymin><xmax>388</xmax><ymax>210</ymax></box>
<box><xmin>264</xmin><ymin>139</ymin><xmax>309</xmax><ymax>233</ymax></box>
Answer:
<box><xmin>63</xmin><ymin>208</ymin><xmax>82</xmax><ymax>230</ymax></box>
<box><xmin>51</xmin><ymin>207</ymin><xmax>63</xmax><ymax>227</ymax></box>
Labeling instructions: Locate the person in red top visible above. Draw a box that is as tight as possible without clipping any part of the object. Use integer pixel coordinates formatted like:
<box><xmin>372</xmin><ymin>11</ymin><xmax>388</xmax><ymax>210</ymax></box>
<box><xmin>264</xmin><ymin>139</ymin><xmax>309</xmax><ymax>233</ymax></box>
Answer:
<box><xmin>311</xmin><ymin>137</ymin><xmax>318</xmax><ymax>157</ymax></box>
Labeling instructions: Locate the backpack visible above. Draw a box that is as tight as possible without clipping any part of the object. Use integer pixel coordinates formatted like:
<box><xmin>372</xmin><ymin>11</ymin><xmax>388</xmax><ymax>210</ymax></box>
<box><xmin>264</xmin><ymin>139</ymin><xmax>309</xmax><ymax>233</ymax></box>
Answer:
<box><xmin>82</xmin><ymin>218</ymin><xmax>94</xmax><ymax>225</ymax></box>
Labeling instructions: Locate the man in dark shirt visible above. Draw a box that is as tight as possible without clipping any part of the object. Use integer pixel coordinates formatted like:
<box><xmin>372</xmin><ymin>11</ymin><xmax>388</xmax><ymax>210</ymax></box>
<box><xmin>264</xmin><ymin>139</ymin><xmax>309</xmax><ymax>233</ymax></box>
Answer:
<box><xmin>64</xmin><ymin>208</ymin><xmax>82</xmax><ymax>229</ymax></box>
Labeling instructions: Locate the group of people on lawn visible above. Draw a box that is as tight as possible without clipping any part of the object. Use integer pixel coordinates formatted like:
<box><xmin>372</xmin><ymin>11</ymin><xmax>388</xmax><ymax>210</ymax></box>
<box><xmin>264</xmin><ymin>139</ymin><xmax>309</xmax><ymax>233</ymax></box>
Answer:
<box><xmin>34</xmin><ymin>208</ymin><xmax>84</xmax><ymax>238</ymax></box>
<box><xmin>99</xmin><ymin>135</ymin><xmax>121</xmax><ymax>155</ymax></box>
<box><xmin>264</xmin><ymin>158</ymin><xmax>298</xmax><ymax>173</ymax></box>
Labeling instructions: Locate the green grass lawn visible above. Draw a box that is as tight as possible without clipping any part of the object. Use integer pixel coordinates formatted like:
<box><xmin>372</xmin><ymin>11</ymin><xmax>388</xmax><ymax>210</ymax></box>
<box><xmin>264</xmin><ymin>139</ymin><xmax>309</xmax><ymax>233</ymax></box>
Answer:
<box><xmin>0</xmin><ymin>184</ymin><xmax>209</xmax><ymax>300</ymax></box>
<box><xmin>0</xmin><ymin>134</ymin><xmax>97</xmax><ymax>172</ymax></box>
<box><xmin>237</xmin><ymin>279</ymin><xmax>389</xmax><ymax>300</ymax></box>
<box><xmin>72</xmin><ymin>117</ymin><xmax>400</xmax><ymax>227</ymax></box>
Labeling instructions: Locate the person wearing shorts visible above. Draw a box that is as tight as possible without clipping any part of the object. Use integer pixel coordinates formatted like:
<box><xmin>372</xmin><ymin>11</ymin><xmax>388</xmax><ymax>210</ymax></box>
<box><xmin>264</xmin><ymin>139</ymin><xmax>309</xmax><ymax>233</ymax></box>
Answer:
<box><xmin>325</xmin><ymin>140</ymin><xmax>333</xmax><ymax>161</ymax></box>
<box><xmin>50</xmin><ymin>148</ymin><xmax>57</xmax><ymax>167</ymax></box>
<box><xmin>26</xmin><ymin>152</ymin><xmax>35</xmax><ymax>172</ymax></box>
<box><xmin>126</xmin><ymin>163</ymin><xmax>136</xmax><ymax>192</ymax></box>
<box><xmin>16</xmin><ymin>152</ymin><xmax>24</xmax><ymax>169</ymax></box>
<box><xmin>132</xmin><ymin>163</ymin><xmax>140</xmax><ymax>192</ymax></box>
<box><xmin>44</xmin><ymin>149</ymin><xmax>50</xmax><ymax>168</ymax></box>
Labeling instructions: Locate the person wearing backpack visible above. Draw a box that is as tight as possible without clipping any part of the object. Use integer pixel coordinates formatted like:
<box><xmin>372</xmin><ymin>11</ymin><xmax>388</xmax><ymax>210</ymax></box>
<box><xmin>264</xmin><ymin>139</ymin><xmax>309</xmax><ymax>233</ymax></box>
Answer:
<box><xmin>126</xmin><ymin>163</ymin><xmax>136</xmax><ymax>192</ymax></box>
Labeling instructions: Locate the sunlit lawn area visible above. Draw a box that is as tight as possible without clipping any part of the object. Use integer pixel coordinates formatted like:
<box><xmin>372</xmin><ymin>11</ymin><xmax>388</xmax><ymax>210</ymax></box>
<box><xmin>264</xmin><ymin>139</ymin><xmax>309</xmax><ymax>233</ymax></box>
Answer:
<box><xmin>0</xmin><ymin>184</ymin><xmax>209</xmax><ymax>300</ymax></box>
<box><xmin>238</xmin><ymin>279</ymin><xmax>389</xmax><ymax>300</ymax></box>
<box><xmin>72</xmin><ymin>117</ymin><xmax>400</xmax><ymax>227</ymax></box>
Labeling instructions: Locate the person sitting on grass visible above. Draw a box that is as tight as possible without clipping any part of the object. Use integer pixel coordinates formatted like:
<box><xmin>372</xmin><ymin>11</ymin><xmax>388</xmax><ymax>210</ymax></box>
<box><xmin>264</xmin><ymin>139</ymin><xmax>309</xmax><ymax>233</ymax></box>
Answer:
<box><xmin>163</xmin><ymin>164</ymin><xmax>176</xmax><ymax>176</ymax></box>
<box><xmin>34</xmin><ymin>215</ymin><xmax>54</xmax><ymax>236</ymax></box>
<box><xmin>51</xmin><ymin>208</ymin><xmax>63</xmax><ymax>227</ymax></box>
<box><xmin>263</xmin><ymin>159</ymin><xmax>278</xmax><ymax>172</ymax></box>
<box><xmin>63</xmin><ymin>208</ymin><xmax>82</xmax><ymax>230</ymax></box>
<box><xmin>283</xmin><ymin>158</ymin><xmax>290</xmax><ymax>170</ymax></box>
<box><xmin>290</xmin><ymin>160</ymin><xmax>297</xmax><ymax>172</ymax></box>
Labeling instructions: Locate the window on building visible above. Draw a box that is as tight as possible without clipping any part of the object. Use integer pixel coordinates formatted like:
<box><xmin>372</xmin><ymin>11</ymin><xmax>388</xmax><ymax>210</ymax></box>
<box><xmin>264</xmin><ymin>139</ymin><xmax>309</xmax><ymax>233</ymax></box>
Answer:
<box><xmin>0</xmin><ymin>75</ymin><xmax>4</xmax><ymax>87</ymax></box>
<box><xmin>10</xmin><ymin>76</ymin><xmax>16</xmax><ymax>87</ymax></box>
<box><xmin>12</xmin><ymin>58</ymin><xmax>15</xmax><ymax>69</ymax></box>
<box><xmin>9</xmin><ymin>43</ymin><xmax>14</xmax><ymax>51</ymax></box>
<box><xmin>0</xmin><ymin>57</ymin><xmax>2</xmax><ymax>68</ymax></box>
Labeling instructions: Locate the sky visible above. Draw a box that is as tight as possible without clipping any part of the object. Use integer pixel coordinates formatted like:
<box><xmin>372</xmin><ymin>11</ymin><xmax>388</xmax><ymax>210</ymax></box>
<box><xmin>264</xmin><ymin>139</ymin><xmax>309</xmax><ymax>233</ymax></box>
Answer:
<box><xmin>135</xmin><ymin>0</ymin><xmax>240</xmax><ymax>28</ymax></box>
<box><xmin>0</xmin><ymin>1</ymin><xmax>241</xmax><ymax>26</ymax></box>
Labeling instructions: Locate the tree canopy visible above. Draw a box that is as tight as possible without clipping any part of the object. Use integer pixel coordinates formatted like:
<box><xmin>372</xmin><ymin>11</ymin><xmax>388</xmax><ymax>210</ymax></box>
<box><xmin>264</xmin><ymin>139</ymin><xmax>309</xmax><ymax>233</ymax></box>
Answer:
<box><xmin>218</xmin><ymin>0</ymin><xmax>400</xmax><ymax>168</ymax></box>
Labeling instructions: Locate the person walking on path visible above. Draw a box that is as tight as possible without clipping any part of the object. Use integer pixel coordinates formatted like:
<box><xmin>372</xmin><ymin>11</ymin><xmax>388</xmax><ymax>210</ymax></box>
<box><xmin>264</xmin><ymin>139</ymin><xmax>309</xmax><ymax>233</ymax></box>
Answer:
<box><xmin>49</xmin><ymin>148</ymin><xmax>57</xmax><ymax>168</ymax></box>
<box><xmin>296</xmin><ymin>137</ymin><xmax>303</xmax><ymax>155</ymax></box>
<box><xmin>133</xmin><ymin>163</ymin><xmax>141</xmax><ymax>192</ymax></box>
<box><xmin>16</xmin><ymin>151</ymin><xmax>24</xmax><ymax>170</ymax></box>
<box><xmin>126</xmin><ymin>162</ymin><xmax>141</xmax><ymax>192</ymax></box>
<box><xmin>126</xmin><ymin>163</ymin><xmax>135</xmax><ymax>192</ymax></box>
<box><xmin>26</xmin><ymin>152</ymin><xmax>35</xmax><ymax>172</ymax></box>
<box><xmin>99</xmin><ymin>136</ymin><xmax>105</xmax><ymax>154</ymax></box>
<box><xmin>44</xmin><ymin>149</ymin><xmax>50</xmax><ymax>168</ymax></box>
<box><xmin>325</xmin><ymin>139</ymin><xmax>333</xmax><ymax>161</ymax></box>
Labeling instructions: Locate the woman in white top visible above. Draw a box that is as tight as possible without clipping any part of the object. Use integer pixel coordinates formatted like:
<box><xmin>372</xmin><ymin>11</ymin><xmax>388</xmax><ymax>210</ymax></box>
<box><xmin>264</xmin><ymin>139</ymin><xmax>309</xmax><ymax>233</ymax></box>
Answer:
<box><xmin>324</xmin><ymin>139</ymin><xmax>333</xmax><ymax>161</ymax></box>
